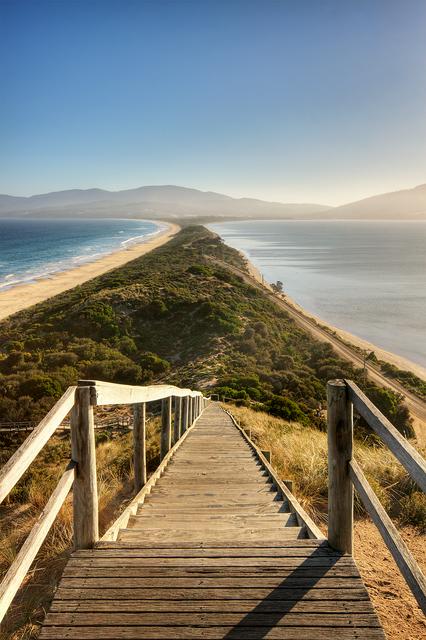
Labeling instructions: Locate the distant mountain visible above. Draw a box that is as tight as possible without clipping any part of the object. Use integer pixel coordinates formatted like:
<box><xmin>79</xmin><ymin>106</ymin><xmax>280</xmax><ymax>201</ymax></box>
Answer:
<box><xmin>321</xmin><ymin>183</ymin><xmax>426</xmax><ymax>219</ymax></box>
<box><xmin>0</xmin><ymin>185</ymin><xmax>329</xmax><ymax>219</ymax></box>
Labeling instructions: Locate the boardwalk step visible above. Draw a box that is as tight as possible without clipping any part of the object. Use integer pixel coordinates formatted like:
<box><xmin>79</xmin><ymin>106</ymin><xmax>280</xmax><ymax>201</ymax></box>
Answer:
<box><xmin>40</xmin><ymin>403</ymin><xmax>385</xmax><ymax>639</ymax></box>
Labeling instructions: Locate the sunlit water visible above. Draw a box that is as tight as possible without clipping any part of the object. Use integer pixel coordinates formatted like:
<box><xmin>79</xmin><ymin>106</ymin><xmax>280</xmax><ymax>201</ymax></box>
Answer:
<box><xmin>210</xmin><ymin>220</ymin><xmax>426</xmax><ymax>368</ymax></box>
<box><xmin>0</xmin><ymin>218</ymin><xmax>162</xmax><ymax>290</ymax></box>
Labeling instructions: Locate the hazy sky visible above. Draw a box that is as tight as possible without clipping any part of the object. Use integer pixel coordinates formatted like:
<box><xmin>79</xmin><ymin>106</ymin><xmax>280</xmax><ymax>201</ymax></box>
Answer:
<box><xmin>1</xmin><ymin>0</ymin><xmax>426</xmax><ymax>205</ymax></box>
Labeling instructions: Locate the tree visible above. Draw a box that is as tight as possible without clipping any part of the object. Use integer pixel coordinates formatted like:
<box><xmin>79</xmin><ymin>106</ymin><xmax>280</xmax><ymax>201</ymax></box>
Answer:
<box><xmin>271</xmin><ymin>281</ymin><xmax>284</xmax><ymax>294</ymax></box>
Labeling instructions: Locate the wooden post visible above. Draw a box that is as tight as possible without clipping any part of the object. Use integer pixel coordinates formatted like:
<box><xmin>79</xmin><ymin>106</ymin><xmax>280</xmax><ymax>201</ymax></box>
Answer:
<box><xmin>133</xmin><ymin>402</ymin><xmax>146</xmax><ymax>491</ymax></box>
<box><xmin>173</xmin><ymin>396</ymin><xmax>182</xmax><ymax>444</ymax></box>
<box><xmin>327</xmin><ymin>379</ymin><xmax>353</xmax><ymax>555</ymax></box>
<box><xmin>189</xmin><ymin>397</ymin><xmax>193</xmax><ymax>426</ymax></box>
<box><xmin>71</xmin><ymin>386</ymin><xmax>98</xmax><ymax>549</ymax></box>
<box><xmin>261</xmin><ymin>450</ymin><xmax>271</xmax><ymax>464</ymax></box>
<box><xmin>182</xmin><ymin>396</ymin><xmax>189</xmax><ymax>433</ymax></box>
<box><xmin>160</xmin><ymin>396</ymin><xmax>172</xmax><ymax>460</ymax></box>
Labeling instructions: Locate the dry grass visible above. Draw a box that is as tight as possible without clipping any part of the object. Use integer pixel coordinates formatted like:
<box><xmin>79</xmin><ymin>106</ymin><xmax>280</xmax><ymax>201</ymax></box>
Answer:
<box><xmin>0</xmin><ymin>414</ymin><xmax>161</xmax><ymax>640</ymax></box>
<box><xmin>226</xmin><ymin>404</ymin><xmax>426</xmax><ymax>529</ymax></box>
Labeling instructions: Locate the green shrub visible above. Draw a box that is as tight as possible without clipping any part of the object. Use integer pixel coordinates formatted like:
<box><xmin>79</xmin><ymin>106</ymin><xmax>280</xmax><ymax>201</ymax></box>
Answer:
<box><xmin>399</xmin><ymin>492</ymin><xmax>426</xmax><ymax>532</ymax></box>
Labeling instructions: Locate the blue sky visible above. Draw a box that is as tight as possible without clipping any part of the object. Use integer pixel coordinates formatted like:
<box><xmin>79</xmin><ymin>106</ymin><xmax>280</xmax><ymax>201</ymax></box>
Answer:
<box><xmin>1</xmin><ymin>0</ymin><xmax>426</xmax><ymax>205</ymax></box>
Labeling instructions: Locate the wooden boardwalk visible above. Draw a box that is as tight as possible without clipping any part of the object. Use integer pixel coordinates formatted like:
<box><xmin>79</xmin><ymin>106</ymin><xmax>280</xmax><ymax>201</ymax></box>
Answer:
<box><xmin>40</xmin><ymin>404</ymin><xmax>385</xmax><ymax>639</ymax></box>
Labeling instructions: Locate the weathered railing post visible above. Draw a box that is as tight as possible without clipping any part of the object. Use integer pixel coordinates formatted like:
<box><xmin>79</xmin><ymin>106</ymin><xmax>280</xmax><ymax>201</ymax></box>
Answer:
<box><xmin>182</xmin><ymin>396</ymin><xmax>189</xmax><ymax>432</ymax></box>
<box><xmin>160</xmin><ymin>396</ymin><xmax>172</xmax><ymax>460</ymax></box>
<box><xmin>189</xmin><ymin>397</ymin><xmax>194</xmax><ymax>426</ymax></box>
<box><xmin>71</xmin><ymin>385</ymin><xmax>99</xmax><ymax>549</ymax></box>
<box><xmin>327</xmin><ymin>379</ymin><xmax>353</xmax><ymax>554</ymax></box>
<box><xmin>133</xmin><ymin>402</ymin><xmax>146</xmax><ymax>491</ymax></box>
<box><xmin>173</xmin><ymin>396</ymin><xmax>182</xmax><ymax>444</ymax></box>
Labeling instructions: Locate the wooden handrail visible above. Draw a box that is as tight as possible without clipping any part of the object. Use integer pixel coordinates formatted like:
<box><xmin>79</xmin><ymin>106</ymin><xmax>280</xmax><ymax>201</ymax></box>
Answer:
<box><xmin>0</xmin><ymin>386</ymin><xmax>77</xmax><ymax>504</ymax></box>
<box><xmin>78</xmin><ymin>379</ymin><xmax>204</xmax><ymax>406</ymax></box>
<box><xmin>0</xmin><ymin>379</ymin><xmax>209</xmax><ymax>624</ymax></box>
<box><xmin>0</xmin><ymin>461</ymin><xmax>76</xmax><ymax>624</ymax></box>
<box><xmin>224</xmin><ymin>408</ymin><xmax>325</xmax><ymax>540</ymax></box>
<box><xmin>327</xmin><ymin>378</ymin><xmax>426</xmax><ymax>615</ymax></box>
<box><xmin>350</xmin><ymin>459</ymin><xmax>426</xmax><ymax>613</ymax></box>
<box><xmin>346</xmin><ymin>380</ymin><xmax>426</xmax><ymax>493</ymax></box>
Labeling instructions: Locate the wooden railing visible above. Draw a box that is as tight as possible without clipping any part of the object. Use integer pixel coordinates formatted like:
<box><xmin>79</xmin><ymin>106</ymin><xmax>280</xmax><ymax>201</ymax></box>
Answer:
<box><xmin>224</xmin><ymin>408</ymin><xmax>325</xmax><ymax>541</ymax></box>
<box><xmin>327</xmin><ymin>379</ymin><xmax>426</xmax><ymax>614</ymax></box>
<box><xmin>0</xmin><ymin>379</ymin><xmax>209</xmax><ymax>623</ymax></box>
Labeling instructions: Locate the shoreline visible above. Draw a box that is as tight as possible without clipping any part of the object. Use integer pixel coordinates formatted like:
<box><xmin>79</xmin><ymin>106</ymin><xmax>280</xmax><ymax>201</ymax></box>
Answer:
<box><xmin>0</xmin><ymin>222</ymin><xmax>180</xmax><ymax>321</ymax></box>
<box><xmin>241</xmin><ymin>254</ymin><xmax>426</xmax><ymax>382</ymax></box>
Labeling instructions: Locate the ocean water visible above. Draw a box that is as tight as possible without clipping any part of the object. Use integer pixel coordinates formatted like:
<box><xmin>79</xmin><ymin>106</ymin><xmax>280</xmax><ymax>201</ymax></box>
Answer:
<box><xmin>210</xmin><ymin>220</ymin><xmax>426</xmax><ymax>368</ymax></box>
<box><xmin>0</xmin><ymin>218</ymin><xmax>162</xmax><ymax>290</ymax></box>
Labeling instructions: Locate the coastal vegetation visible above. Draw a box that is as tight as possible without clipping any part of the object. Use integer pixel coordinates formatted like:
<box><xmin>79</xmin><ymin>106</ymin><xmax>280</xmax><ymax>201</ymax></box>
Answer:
<box><xmin>0</xmin><ymin>226</ymin><xmax>413</xmax><ymax>436</ymax></box>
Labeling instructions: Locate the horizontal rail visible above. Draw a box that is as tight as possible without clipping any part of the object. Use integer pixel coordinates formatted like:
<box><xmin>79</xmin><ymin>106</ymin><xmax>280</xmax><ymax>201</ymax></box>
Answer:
<box><xmin>0</xmin><ymin>461</ymin><xmax>76</xmax><ymax>624</ymax></box>
<box><xmin>224</xmin><ymin>409</ymin><xmax>325</xmax><ymax>540</ymax></box>
<box><xmin>349</xmin><ymin>459</ymin><xmax>426</xmax><ymax>614</ymax></box>
<box><xmin>78</xmin><ymin>380</ymin><xmax>204</xmax><ymax>406</ymax></box>
<box><xmin>346</xmin><ymin>380</ymin><xmax>426</xmax><ymax>493</ymax></box>
<box><xmin>0</xmin><ymin>386</ymin><xmax>76</xmax><ymax>504</ymax></box>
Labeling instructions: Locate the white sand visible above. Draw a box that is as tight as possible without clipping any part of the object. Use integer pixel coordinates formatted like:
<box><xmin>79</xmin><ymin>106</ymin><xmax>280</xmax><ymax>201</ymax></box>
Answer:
<box><xmin>0</xmin><ymin>222</ymin><xmax>180</xmax><ymax>321</ymax></box>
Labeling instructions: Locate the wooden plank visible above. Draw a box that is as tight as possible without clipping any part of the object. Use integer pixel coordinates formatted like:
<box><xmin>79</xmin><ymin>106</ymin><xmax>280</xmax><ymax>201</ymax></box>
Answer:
<box><xmin>117</xmin><ymin>529</ymin><xmax>305</xmax><ymax>542</ymax></box>
<box><xmin>350</xmin><ymin>458</ymin><xmax>426</xmax><ymax>614</ymax></box>
<box><xmin>53</xmin><ymin>587</ymin><xmax>371</xmax><ymax>601</ymax></box>
<box><xmin>127</xmin><ymin>514</ymin><xmax>296</xmax><ymax>525</ymax></box>
<box><xmin>58</xmin><ymin>577</ymin><xmax>364</xmax><ymax>588</ymax></box>
<box><xmin>39</xmin><ymin>626</ymin><xmax>386</xmax><ymax>639</ymax></box>
<box><xmin>66</xmin><ymin>556</ymin><xmax>354</xmax><ymax>567</ymax></box>
<box><xmin>97</xmin><ymin>539</ymin><xmax>325</xmax><ymax>550</ymax></box>
<box><xmin>43</xmin><ymin>611</ymin><xmax>381</xmax><ymax>626</ymax></box>
<box><xmin>133</xmin><ymin>402</ymin><xmax>147</xmax><ymax>491</ymax></box>
<box><xmin>50</xmin><ymin>600</ymin><xmax>375</xmax><ymax>613</ymax></box>
<box><xmin>346</xmin><ymin>379</ymin><xmax>426</xmax><ymax>493</ymax></box>
<box><xmin>0</xmin><ymin>385</ymin><xmax>76</xmax><ymax>504</ymax></box>
<box><xmin>71</xmin><ymin>386</ymin><xmax>99</xmax><ymax>549</ymax></box>
<box><xmin>138</xmin><ymin>505</ymin><xmax>287</xmax><ymax>514</ymax></box>
<box><xmin>62</xmin><ymin>567</ymin><xmax>360</xmax><ymax>579</ymax></box>
<box><xmin>327</xmin><ymin>380</ymin><xmax>353</xmax><ymax>554</ymax></box>
<box><xmin>75</xmin><ymin>546</ymin><xmax>342</xmax><ymax>558</ymax></box>
<box><xmin>0</xmin><ymin>462</ymin><xmax>75</xmax><ymax>623</ymax></box>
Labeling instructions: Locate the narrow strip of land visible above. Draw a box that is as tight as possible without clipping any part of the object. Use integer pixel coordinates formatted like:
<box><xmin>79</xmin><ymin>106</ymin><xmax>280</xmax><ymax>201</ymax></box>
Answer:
<box><xmin>209</xmin><ymin>257</ymin><xmax>426</xmax><ymax>432</ymax></box>
<box><xmin>0</xmin><ymin>222</ymin><xmax>180</xmax><ymax>321</ymax></box>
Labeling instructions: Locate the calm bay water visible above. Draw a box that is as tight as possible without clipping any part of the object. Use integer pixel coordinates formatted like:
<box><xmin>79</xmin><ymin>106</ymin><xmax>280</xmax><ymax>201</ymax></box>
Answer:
<box><xmin>0</xmin><ymin>218</ymin><xmax>162</xmax><ymax>290</ymax></box>
<box><xmin>210</xmin><ymin>220</ymin><xmax>426</xmax><ymax>368</ymax></box>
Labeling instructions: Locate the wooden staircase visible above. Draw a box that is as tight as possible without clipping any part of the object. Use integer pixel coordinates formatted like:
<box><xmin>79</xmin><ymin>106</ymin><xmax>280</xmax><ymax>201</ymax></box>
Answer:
<box><xmin>39</xmin><ymin>404</ymin><xmax>385</xmax><ymax>639</ymax></box>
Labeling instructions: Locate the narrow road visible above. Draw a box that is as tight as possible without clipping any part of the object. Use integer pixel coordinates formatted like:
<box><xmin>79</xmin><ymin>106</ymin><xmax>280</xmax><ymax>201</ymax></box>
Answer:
<box><xmin>210</xmin><ymin>258</ymin><xmax>426</xmax><ymax>427</ymax></box>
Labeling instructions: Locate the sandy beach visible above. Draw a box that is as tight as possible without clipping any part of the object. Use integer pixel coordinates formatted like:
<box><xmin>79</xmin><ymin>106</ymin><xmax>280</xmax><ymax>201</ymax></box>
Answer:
<box><xmin>243</xmin><ymin>257</ymin><xmax>426</xmax><ymax>381</ymax></box>
<box><xmin>0</xmin><ymin>222</ymin><xmax>180</xmax><ymax>321</ymax></box>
